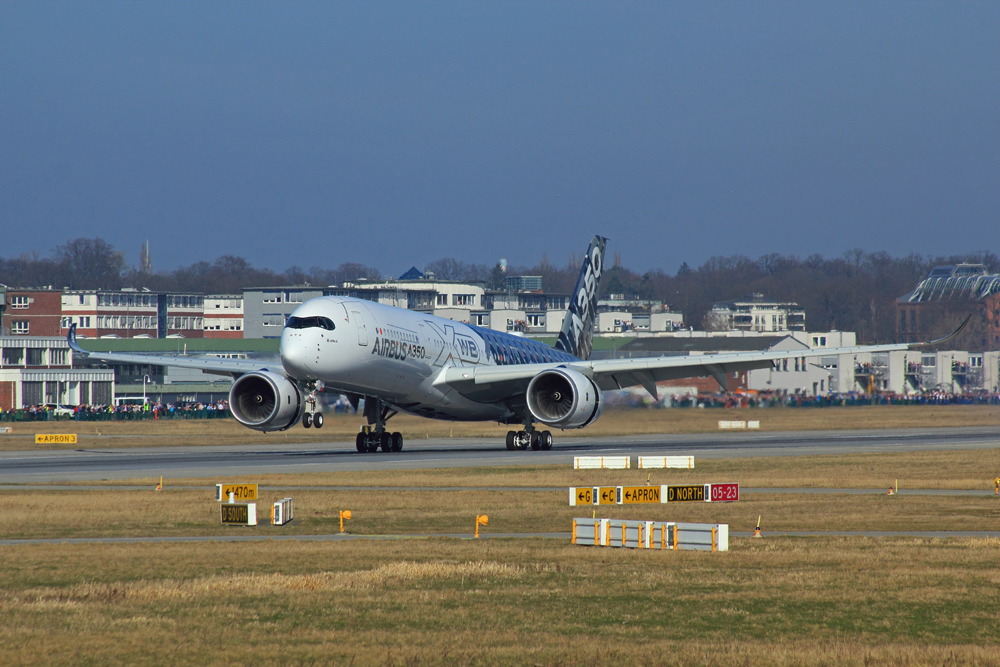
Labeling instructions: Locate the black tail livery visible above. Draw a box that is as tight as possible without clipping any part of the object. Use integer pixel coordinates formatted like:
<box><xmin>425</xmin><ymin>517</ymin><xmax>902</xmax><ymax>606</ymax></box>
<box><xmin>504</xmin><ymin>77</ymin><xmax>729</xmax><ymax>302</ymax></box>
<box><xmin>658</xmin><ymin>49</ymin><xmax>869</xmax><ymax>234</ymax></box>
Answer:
<box><xmin>556</xmin><ymin>235</ymin><xmax>607</xmax><ymax>361</ymax></box>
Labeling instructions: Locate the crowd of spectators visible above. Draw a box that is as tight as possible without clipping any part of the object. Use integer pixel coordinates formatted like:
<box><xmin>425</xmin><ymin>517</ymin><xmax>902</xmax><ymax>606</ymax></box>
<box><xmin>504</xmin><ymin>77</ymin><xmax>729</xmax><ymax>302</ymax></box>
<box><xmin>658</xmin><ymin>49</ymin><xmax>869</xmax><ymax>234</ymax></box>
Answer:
<box><xmin>606</xmin><ymin>388</ymin><xmax>1000</xmax><ymax>410</ymax></box>
<box><xmin>0</xmin><ymin>400</ymin><xmax>232</xmax><ymax>422</ymax></box>
<box><xmin>5</xmin><ymin>388</ymin><xmax>999</xmax><ymax>423</ymax></box>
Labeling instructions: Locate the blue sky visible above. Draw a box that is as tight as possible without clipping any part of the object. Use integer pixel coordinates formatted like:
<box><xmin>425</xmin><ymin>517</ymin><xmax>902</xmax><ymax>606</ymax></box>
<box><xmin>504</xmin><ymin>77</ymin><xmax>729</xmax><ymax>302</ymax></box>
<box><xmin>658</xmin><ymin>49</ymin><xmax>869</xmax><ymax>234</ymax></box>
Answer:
<box><xmin>2</xmin><ymin>1</ymin><xmax>998</xmax><ymax>276</ymax></box>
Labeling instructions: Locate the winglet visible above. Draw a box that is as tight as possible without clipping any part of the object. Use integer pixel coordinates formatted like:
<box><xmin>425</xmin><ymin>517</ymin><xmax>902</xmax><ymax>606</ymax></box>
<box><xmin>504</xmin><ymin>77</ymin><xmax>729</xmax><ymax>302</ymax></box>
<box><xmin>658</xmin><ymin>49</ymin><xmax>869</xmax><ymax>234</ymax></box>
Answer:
<box><xmin>913</xmin><ymin>313</ymin><xmax>973</xmax><ymax>347</ymax></box>
<box><xmin>67</xmin><ymin>323</ymin><xmax>87</xmax><ymax>355</ymax></box>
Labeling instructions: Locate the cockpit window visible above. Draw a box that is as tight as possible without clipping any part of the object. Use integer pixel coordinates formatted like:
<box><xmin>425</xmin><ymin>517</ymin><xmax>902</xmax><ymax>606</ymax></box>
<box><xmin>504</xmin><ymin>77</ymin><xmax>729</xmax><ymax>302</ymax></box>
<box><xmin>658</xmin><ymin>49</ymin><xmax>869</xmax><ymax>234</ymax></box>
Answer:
<box><xmin>285</xmin><ymin>316</ymin><xmax>336</xmax><ymax>331</ymax></box>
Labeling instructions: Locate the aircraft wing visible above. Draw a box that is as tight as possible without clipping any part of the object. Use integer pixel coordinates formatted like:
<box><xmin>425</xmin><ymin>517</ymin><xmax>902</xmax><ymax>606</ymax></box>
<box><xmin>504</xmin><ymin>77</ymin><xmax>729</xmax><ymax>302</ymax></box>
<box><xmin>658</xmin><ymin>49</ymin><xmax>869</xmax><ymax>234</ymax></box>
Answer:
<box><xmin>439</xmin><ymin>315</ymin><xmax>971</xmax><ymax>403</ymax></box>
<box><xmin>67</xmin><ymin>325</ymin><xmax>284</xmax><ymax>377</ymax></box>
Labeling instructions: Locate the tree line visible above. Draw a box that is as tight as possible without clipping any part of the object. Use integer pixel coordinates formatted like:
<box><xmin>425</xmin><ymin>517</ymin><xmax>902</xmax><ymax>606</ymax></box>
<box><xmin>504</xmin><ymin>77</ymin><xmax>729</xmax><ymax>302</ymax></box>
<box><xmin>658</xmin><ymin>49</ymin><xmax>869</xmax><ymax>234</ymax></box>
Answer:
<box><xmin>1</xmin><ymin>238</ymin><xmax>996</xmax><ymax>344</ymax></box>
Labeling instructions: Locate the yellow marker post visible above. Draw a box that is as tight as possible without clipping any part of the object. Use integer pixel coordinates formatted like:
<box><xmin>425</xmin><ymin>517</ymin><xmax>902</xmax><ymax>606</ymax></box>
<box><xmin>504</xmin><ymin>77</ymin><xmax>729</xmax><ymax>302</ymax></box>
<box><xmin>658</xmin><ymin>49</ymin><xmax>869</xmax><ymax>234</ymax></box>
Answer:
<box><xmin>994</xmin><ymin>477</ymin><xmax>999</xmax><ymax>495</ymax></box>
<box><xmin>339</xmin><ymin>510</ymin><xmax>352</xmax><ymax>533</ymax></box>
<box><xmin>475</xmin><ymin>514</ymin><xmax>489</xmax><ymax>539</ymax></box>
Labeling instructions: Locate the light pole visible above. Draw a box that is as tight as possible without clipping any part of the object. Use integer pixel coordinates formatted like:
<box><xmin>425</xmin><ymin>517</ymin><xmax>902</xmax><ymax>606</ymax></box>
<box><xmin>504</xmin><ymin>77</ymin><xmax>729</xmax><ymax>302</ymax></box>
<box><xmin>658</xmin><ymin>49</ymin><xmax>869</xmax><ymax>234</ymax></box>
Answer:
<box><xmin>143</xmin><ymin>374</ymin><xmax>151</xmax><ymax>404</ymax></box>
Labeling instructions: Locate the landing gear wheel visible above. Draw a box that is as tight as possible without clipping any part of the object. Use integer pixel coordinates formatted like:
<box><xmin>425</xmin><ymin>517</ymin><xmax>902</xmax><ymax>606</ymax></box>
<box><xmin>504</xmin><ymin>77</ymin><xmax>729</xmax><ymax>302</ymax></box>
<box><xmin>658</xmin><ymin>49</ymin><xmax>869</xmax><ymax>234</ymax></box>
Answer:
<box><xmin>516</xmin><ymin>430</ymin><xmax>529</xmax><ymax>450</ymax></box>
<box><xmin>530</xmin><ymin>431</ymin><xmax>541</xmax><ymax>451</ymax></box>
<box><xmin>313</xmin><ymin>413</ymin><xmax>324</xmax><ymax>428</ymax></box>
<box><xmin>505</xmin><ymin>431</ymin><xmax>516</xmax><ymax>451</ymax></box>
<box><xmin>356</xmin><ymin>432</ymin><xmax>366</xmax><ymax>452</ymax></box>
<box><xmin>540</xmin><ymin>430</ymin><xmax>552</xmax><ymax>450</ymax></box>
<box><xmin>391</xmin><ymin>432</ymin><xmax>403</xmax><ymax>452</ymax></box>
<box><xmin>380</xmin><ymin>432</ymin><xmax>392</xmax><ymax>452</ymax></box>
<box><xmin>302</xmin><ymin>413</ymin><xmax>313</xmax><ymax>428</ymax></box>
<box><xmin>366</xmin><ymin>434</ymin><xmax>380</xmax><ymax>453</ymax></box>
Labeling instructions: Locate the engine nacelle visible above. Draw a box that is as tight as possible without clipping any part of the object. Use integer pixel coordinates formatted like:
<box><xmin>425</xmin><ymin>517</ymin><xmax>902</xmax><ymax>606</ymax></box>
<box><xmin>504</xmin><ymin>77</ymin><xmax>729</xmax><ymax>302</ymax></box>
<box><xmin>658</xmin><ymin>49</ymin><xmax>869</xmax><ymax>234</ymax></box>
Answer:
<box><xmin>526</xmin><ymin>367</ymin><xmax>602</xmax><ymax>429</ymax></box>
<box><xmin>229</xmin><ymin>371</ymin><xmax>303</xmax><ymax>432</ymax></box>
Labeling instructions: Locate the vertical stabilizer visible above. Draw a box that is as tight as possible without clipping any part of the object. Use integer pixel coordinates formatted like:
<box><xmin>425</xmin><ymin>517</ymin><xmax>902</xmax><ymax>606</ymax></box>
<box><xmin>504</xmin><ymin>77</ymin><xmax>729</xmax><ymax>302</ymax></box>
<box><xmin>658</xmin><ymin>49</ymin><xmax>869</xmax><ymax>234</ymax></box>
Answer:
<box><xmin>556</xmin><ymin>236</ymin><xmax>607</xmax><ymax>360</ymax></box>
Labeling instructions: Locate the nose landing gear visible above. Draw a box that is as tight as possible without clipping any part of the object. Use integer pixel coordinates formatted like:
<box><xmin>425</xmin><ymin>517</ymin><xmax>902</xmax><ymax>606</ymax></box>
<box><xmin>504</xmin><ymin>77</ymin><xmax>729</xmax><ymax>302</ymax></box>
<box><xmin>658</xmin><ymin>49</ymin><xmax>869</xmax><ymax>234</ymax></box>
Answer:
<box><xmin>301</xmin><ymin>386</ymin><xmax>324</xmax><ymax>429</ymax></box>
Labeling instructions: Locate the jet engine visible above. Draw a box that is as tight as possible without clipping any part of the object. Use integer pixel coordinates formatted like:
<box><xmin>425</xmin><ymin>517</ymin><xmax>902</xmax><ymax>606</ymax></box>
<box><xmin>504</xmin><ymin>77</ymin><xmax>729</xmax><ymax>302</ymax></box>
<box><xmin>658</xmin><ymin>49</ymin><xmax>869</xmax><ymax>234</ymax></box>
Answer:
<box><xmin>525</xmin><ymin>367</ymin><xmax>602</xmax><ymax>429</ymax></box>
<box><xmin>229</xmin><ymin>371</ymin><xmax>303</xmax><ymax>432</ymax></box>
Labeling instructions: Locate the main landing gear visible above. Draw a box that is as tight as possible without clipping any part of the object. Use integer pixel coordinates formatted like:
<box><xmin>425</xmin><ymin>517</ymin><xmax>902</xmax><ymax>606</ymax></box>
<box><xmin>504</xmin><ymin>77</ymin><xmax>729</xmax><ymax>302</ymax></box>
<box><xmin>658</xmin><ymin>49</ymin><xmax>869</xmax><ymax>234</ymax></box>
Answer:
<box><xmin>301</xmin><ymin>387</ymin><xmax>324</xmax><ymax>429</ymax></box>
<box><xmin>355</xmin><ymin>397</ymin><xmax>403</xmax><ymax>453</ymax></box>
<box><xmin>505</xmin><ymin>417</ymin><xmax>552</xmax><ymax>451</ymax></box>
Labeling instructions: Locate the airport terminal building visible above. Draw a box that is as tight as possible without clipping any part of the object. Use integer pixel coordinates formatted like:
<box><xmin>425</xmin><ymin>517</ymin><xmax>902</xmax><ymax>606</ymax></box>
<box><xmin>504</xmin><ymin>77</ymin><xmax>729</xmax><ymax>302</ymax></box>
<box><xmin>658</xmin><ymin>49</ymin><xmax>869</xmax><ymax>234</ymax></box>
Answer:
<box><xmin>0</xmin><ymin>334</ymin><xmax>114</xmax><ymax>410</ymax></box>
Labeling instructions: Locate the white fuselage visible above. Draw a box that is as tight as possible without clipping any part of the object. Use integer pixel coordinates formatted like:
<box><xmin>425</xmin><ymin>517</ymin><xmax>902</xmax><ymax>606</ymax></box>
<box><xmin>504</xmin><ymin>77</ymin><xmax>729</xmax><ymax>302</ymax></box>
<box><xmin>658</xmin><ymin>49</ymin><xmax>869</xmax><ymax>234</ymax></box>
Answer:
<box><xmin>279</xmin><ymin>295</ymin><xmax>569</xmax><ymax>422</ymax></box>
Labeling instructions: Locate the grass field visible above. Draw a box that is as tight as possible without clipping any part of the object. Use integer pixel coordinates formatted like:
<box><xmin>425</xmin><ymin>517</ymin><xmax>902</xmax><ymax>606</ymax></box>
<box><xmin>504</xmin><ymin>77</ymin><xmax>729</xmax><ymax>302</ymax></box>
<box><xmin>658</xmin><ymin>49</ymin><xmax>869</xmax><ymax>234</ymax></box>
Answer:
<box><xmin>3</xmin><ymin>537</ymin><xmax>1000</xmax><ymax>665</ymax></box>
<box><xmin>2</xmin><ymin>408</ymin><xmax>1000</xmax><ymax>665</ymax></box>
<box><xmin>5</xmin><ymin>403</ymin><xmax>1000</xmax><ymax>451</ymax></box>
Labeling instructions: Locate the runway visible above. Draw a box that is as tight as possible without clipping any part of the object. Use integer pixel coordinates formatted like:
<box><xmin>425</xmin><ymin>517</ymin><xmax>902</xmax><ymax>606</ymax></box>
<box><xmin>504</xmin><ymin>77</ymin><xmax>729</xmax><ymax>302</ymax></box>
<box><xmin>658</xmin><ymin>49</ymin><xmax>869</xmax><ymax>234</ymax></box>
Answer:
<box><xmin>1</xmin><ymin>425</ymin><xmax>998</xmax><ymax>483</ymax></box>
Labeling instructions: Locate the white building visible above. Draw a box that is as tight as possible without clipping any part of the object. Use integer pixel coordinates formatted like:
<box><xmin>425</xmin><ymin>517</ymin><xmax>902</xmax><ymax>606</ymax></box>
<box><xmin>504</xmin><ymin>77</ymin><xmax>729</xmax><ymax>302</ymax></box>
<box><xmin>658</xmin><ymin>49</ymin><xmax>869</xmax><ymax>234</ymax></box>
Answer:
<box><xmin>0</xmin><ymin>335</ymin><xmax>115</xmax><ymax>409</ymax></box>
<box><xmin>709</xmin><ymin>294</ymin><xmax>806</xmax><ymax>332</ymax></box>
<box><xmin>203</xmin><ymin>294</ymin><xmax>244</xmax><ymax>338</ymax></box>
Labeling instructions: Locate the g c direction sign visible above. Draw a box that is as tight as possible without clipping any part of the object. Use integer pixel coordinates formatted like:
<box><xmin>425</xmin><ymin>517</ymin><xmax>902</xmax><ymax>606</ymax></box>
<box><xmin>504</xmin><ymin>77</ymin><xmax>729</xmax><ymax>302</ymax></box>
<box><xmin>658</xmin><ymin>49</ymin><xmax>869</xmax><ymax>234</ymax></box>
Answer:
<box><xmin>569</xmin><ymin>486</ymin><xmax>621</xmax><ymax>506</ymax></box>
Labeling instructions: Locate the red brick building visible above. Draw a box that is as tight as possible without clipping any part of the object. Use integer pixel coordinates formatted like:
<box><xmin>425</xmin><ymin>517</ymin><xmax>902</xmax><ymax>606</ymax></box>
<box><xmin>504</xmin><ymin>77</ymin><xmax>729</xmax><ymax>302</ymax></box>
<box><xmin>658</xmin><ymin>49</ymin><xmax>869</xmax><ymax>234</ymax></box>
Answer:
<box><xmin>60</xmin><ymin>289</ymin><xmax>206</xmax><ymax>339</ymax></box>
<box><xmin>0</xmin><ymin>288</ymin><xmax>63</xmax><ymax>336</ymax></box>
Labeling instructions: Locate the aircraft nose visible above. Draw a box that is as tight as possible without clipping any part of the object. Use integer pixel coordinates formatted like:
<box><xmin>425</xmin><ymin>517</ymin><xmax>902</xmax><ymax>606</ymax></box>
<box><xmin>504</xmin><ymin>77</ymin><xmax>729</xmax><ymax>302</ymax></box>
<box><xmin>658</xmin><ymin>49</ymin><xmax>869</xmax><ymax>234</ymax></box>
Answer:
<box><xmin>280</xmin><ymin>334</ymin><xmax>312</xmax><ymax>378</ymax></box>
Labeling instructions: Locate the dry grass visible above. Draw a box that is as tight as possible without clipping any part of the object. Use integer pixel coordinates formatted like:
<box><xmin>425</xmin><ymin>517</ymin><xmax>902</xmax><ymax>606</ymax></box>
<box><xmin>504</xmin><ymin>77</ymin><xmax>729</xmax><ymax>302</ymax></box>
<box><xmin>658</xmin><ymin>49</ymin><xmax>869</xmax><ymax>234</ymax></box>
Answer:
<box><xmin>1</xmin><ymin>538</ymin><xmax>999</xmax><ymax>665</ymax></box>
<box><xmin>4</xmin><ymin>469</ymin><xmax>1000</xmax><ymax>540</ymax></box>
<box><xmin>4</xmin><ymin>403</ymin><xmax>999</xmax><ymax>450</ymax></box>
<box><xmin>3</xmin><ymin>442</ymin><xmax>1000</xmax><ymax>664</ymax></box>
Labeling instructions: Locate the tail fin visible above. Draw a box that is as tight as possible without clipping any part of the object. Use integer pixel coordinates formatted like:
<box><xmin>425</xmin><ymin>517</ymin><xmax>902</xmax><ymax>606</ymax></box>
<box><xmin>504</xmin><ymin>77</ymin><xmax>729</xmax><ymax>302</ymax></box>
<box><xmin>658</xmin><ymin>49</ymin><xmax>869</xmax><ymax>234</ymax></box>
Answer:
<box><xmin>556</xmin><ymin>235</ymin><xmax>607</xmax><ymax>360</ymax></box>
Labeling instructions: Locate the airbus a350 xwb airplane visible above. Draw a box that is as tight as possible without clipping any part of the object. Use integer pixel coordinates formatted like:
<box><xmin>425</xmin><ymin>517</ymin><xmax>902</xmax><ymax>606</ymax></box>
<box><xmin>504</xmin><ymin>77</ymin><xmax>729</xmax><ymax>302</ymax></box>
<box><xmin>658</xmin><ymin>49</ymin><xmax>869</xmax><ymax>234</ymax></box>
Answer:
<box><xmin>68</xmin><ymin>236</ymin><xmax>966</xmax><ymax>454</ymax></box>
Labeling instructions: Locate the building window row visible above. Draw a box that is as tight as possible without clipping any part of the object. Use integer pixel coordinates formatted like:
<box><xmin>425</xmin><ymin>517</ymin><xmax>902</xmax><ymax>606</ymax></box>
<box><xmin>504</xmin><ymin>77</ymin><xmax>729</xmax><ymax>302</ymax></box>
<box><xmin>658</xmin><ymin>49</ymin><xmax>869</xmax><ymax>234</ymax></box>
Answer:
<box><xmin>205</xmin><ymin>321</ymin><xmax>243</xmax><ymax>331</ymax></box>
<box><xmin>167</xmin><ymin>295</ymin><xmax>204</xmax><ymax>308</ymax></box>
<box><xmin>166</xmin><ymin>317</ymin><xmax>203</xmax><ymax>330</ymax></box>
<box><xmin>775</xmin><ymin>357</ymin><xmax>808</xmax><ymax>372</ymax></box>
<box><xmin>0</xmin><ymin>347</ymin><xmax>66</xmax><ymax>366</ymax></box>
<box><xmin>262</xmin><ymin>313</ymin><xmax>287</xmax><ymax>327</ymax></box>
<box><xmin>262</xmin><ymin>292</ymin><xmax>304</xmax><ymax>304</ymax></box>
<box><xmin>98</xmin><ymin>293</ymin><xmax>154</xmax><ymax>307</ymax></box>
<box><xmin>10</xmin><ymin>295</ymin><xmax>30</xmax><ymax>309</ymax></box>
<box><xmin>95</xmin><ymin>316</ymin><xmax>158</xmax><ymax>329</ymax></box>
<box><xmin>211</xmin><ymin>299</ymin><xmax>242</xmax><ymax>309</ymax></box>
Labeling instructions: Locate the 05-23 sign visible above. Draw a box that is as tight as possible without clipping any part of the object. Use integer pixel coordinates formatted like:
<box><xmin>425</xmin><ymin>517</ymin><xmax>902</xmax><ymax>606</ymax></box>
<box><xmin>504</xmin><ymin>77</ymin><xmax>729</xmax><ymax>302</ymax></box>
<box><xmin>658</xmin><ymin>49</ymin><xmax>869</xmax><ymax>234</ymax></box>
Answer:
<box><xmin>710</xmin><ymin>483</ymin><xmax>740</xmax><ymax>502</ymax></box>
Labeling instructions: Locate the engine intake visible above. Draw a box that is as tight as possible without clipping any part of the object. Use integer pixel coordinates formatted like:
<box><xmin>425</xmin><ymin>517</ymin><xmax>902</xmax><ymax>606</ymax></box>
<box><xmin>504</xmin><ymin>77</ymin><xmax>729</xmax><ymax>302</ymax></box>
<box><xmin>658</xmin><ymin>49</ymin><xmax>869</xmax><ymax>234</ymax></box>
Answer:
<box><xmin>229</xmin><ymin>371</ymin><xmax>303</xmax><ymax>432</ymax></box>
<box><xmin>526</xmin><ymin>367</ymin><xmax>602</xmax><ymax>429</ymax></box>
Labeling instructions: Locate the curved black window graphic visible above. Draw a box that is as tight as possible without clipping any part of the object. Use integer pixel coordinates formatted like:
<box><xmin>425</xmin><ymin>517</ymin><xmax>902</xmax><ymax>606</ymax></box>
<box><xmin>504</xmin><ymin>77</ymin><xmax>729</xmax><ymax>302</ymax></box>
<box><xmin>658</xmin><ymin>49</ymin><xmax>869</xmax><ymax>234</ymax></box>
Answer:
<box><xmin>285</xmin><ymin>316</ymin><xmax>336</xmax><ymax>331</ymax></box>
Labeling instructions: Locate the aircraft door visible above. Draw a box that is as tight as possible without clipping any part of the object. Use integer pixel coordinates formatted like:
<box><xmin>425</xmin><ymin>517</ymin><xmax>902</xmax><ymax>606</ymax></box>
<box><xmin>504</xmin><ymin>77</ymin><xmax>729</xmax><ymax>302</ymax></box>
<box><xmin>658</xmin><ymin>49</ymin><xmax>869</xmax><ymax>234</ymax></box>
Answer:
<box><xmin>350</xmin><ymin>309</ymin><xmax>369</xmax><ymax>346</ymax></box>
